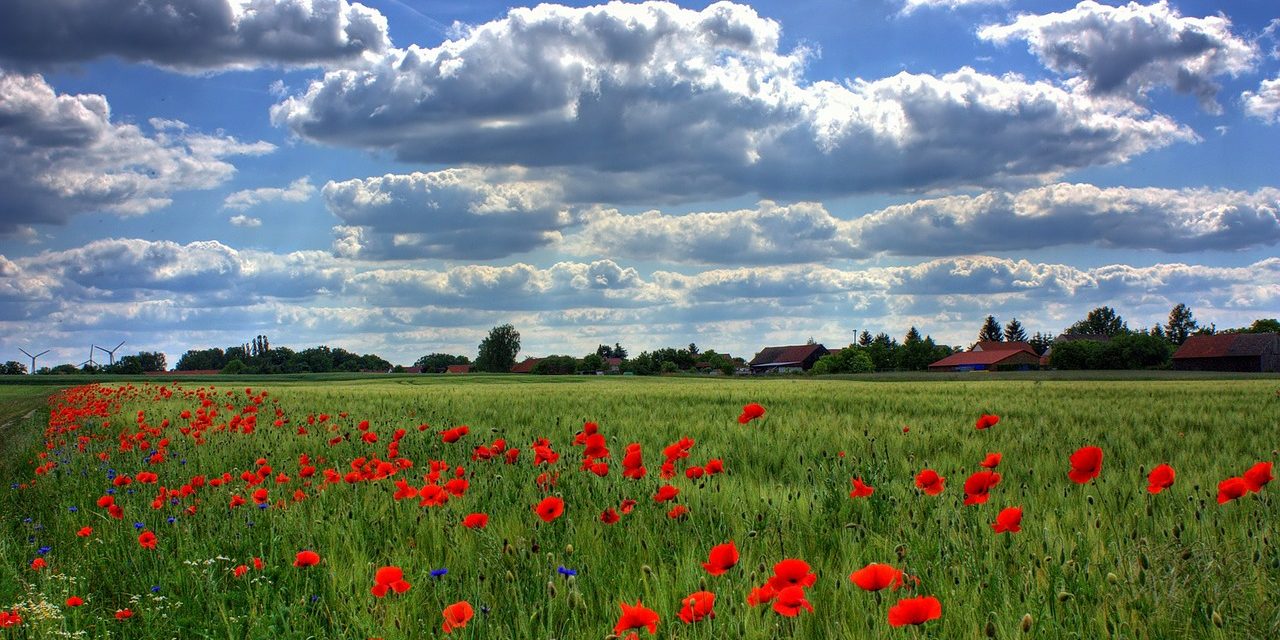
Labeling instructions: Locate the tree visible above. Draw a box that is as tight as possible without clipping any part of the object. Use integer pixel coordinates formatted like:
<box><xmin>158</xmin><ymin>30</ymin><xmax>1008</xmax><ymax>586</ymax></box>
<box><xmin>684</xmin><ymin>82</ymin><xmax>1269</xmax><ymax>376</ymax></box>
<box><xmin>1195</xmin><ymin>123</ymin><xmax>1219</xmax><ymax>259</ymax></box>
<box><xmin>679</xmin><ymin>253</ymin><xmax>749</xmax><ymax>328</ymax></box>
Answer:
<box><xmin>978</xmin><ymin>315</ymin><xmax>1004</xmax><ymax>342</ymax></box>
<box><xmin>1066</xmin><ymin>306</ymin><xmax>1128</xmax><ymax>336</ymax></box>
<box><xmin>1164</xmin><ymin>303</ymin><xmax>1197</xmax><ymax>345</ymax></box>
<box><xmin>414</xmin><ymin>353</ymin><xmax>470</xmax><ymax>373</ymax></box>
<box><xmin>475</xmin><ymin>324</ymin><xmax>521</xmax><ymax>372</ymax></box>
<box><xmin>1004</xmin><ymin>318</ymin><xmax>1028</xmax><ymax>343</ymax></box>
<box><xmin>580</xmin><ymin>353</ymin><xmax>605</xmax><ymax>373</ymax></box>
<box><xmin>810</xmin><ymin>346</ymin><xmax>875</xmax><ymax>375</ymax></box>
<box><xmin>1029</xmin><ymin>332</ymin><xmax>1053</xmax><ymax>356</ymax></box>
<box><xmin>111</xmin><ymin>352</ymin><xmax>167</xmax><ymax>374</ymax></box>
<box><xmin>222</xmin><ymin>359</ymin><xmax>247</xmax><ymax>374</ymax></box>
<box><xmin>858</xmin><ymin>331</ymin><xmax>872</xmax><ymax>346</ymax></box>
<box><xmin>1</xmin><ymin>361</ymin><xmax>27</xmax><ymax>375</ymax></box>
<box><xmin>687</xmin><ymin>343</ymin><xmax>699</xmax><ymax>356</ymax></box>
<box><xmin>612</xmin><ymin>343</ymin><xmax>628</xmax><ymax>359</ymax></box>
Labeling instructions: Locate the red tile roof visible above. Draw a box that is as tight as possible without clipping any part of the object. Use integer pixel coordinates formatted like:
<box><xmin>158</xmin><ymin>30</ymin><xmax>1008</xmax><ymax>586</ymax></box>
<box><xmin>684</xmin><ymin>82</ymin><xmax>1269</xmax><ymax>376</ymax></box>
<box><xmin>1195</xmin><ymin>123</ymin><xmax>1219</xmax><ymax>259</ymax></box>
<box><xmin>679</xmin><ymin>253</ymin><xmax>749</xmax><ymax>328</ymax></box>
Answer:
<box><xmin>973</xmin><ymin>341</ymin><xmax>1033</xmax><ymax>352</ymax></box>
<box><xmin>1173</xmin><ymin>333</ymin><xmax>1279</xmax><ymax>358</ymax></box>
<box><xmin>445</xmin><ymin>364</ymin><xmax>471</xmax><ymax>374</ymax></box>
<box><xmin>749</xmin><ymin>344</ymin><xmax>826</xmax><ymax>367</ymax></box>
<box><xmin>510</xmin><ymin>358</ymin><xmax>541</xmax><ymax>373</ymax></box>
<box><xmin>930</xmin><ymin>345</ymin><xmax>1036</xmax><ymax>368</ymax></box>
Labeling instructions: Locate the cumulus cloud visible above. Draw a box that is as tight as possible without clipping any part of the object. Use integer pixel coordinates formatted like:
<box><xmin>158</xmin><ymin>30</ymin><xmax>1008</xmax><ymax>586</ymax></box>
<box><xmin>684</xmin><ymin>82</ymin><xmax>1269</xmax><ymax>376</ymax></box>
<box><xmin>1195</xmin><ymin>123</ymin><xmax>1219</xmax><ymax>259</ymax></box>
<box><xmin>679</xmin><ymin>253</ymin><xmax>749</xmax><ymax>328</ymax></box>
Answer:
<box><xmin>222</xmin><ymin>176</ymin><xmax>316</xmax><ymax>211</ymax></box>
<box><xmin>229</xmin><ymin>215</ymin><xmax>263</xmax><ymax>227</ymax></box>
<box><xmin>0</xmin><ymin>72</ymin><xmax>274</xmax><ymax>234</ymax></box>
<box><xmin>979</xmin><ymin>1</ymin><xmax>1257</xmax><ymax>112</ymax></box>
<box><xmin>1242</xmin><ymin>76</ymin><xmax>1280</xmax><ymax>124</ymax></box>
<box><xmin>569</xmin><ymin>201</ymin><xmax>863</xmax><ymax>264</ymax></box>
<box><xmin>0</xmin><ymin>0</ymin><xmax>391</xmax><ymax>72</ymax></box>
<box><xmin>323</xmin><ymin>168</ymin><xmax>574</xmax><ymax>260</ymax></box>
<box><xmin>853</xmin><ymin>183</ymin><xmax>1280</xmax><ymax>255</ymax></box>
<box><xmin>272</xmin><ymin>1</ymin><xmax>1192</xmax><ymax>203</ymax></box>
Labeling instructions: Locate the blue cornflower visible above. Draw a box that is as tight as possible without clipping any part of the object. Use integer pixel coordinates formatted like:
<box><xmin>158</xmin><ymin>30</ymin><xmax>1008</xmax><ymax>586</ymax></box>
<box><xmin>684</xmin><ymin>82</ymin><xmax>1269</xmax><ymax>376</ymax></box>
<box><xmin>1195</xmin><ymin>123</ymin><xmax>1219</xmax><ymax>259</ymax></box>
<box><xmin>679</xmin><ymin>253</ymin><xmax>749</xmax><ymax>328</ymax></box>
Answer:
<box><xmin>257</xmin><ymin>503</ymin><xmax>269</xmax><ymax>510</ymax></box>
<box><xmin>557</xmin><ymin>566</ymin><xmax>577</xmax><ymax>577</ymax></box>
<box><xmin>106</xmin><ymin>488</ymin><xmax>116</xmax><ymax>495</ymax></box>
<box><xmin>68</xmin><ymin>506</ymin><xmax>79</xmax><ymax>513</ymax></box>
<box><xmin>430</xmin><ymin>568</ymin><xmax>448</xmax><ymax>578</ymax></box>
<box><xmin>167</xmin><ymin>517</ymin><xmax>176</xmax><ymax>524</ymax></box>
<box><xmin>38</xmin><ymin>546</ymin><xmax>52</xmax><ymax>555</ymax></box>
<box><xmin>150</xmin><ymin>586</ymin><xmax>161</xmax><ymax>593</ymax></box>
<box><xmin>133</xmin><ymin>522</ymin><xmax>145</xmax><ymax>530</ymax></box>
<box><xmin>310</xmin><ymin>595</ymin><xmax>321</xmax><ymax>603</ymax></box>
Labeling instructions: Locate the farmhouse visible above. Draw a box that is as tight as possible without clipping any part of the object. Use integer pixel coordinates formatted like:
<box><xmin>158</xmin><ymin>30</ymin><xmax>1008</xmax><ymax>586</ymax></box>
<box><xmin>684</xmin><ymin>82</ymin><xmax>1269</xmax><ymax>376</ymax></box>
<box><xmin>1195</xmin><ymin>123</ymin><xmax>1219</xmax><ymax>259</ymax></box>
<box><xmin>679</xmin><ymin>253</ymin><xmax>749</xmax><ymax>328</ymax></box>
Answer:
<box><xmin>510</xmin><ymin>357</ymin><xmax>542</xmax><ymax>374</ymax></box>
<box><xmin>928</xmin><ymin>341</ymin><xmax>1040</xmax><ymax>372</ymax></box>
<box><xmin>1172</xmin><ymin>333</ymin><xmax>1280</xmax><ymax>372</ymax></box>
<box><xmin>749</xmin><ymin>344</ymin><xmax>828</xmax><ymax>373</ymax></box>
<box><xmin>445</xmin><ymin>364</ymin><xmax>471</xmax><ymax>374</ymax></box>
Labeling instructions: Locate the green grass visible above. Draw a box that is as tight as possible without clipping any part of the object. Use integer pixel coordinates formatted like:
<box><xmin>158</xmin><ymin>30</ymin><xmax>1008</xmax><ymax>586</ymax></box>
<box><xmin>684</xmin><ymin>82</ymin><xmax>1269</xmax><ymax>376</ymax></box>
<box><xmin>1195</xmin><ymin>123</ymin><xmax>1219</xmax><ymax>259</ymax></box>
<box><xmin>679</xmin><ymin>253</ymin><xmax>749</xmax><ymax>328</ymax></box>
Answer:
<box><xmin>2</xmin><ymin>377</ymin><xmax>1278</xmax><ymax>639</ymax></box>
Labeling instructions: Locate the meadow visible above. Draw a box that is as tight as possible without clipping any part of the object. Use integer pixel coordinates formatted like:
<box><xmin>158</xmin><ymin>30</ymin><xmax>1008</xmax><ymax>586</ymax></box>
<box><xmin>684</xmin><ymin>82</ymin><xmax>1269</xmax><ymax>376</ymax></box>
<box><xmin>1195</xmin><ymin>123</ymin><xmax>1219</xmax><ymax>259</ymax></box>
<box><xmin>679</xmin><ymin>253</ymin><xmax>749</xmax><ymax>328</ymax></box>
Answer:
<box><xmin>1</xmin><ymin>375</ymin><xmax>1277</xmax><ymax>639</ymax></box>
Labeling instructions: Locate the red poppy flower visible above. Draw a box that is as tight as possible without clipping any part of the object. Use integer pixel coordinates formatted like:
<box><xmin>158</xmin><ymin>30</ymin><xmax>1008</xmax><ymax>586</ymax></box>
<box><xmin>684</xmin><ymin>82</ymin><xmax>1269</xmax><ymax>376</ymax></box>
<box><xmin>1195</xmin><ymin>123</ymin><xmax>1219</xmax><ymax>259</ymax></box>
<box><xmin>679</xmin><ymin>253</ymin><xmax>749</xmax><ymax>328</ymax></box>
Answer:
<box><xmin>705</xmin><ymin>459</ymin><xmax>725</xmax><ymax>475</ymax></box>
<box><xmin>534</xmin><ymin>496</ymin><xmax>565</xmax><ymax>523</ymax></box>
<box><xmin>849</xmin><ymin>477</ymin><xmax>874</xmax><ymax>498</ymax></box>
<box><xmin>138</xmin><ymin>531</ymin><xmax>157</xmax><ymax>550</ymax></box>
<box><xmin>233</xmin><ymin>565</ymin><xmax>248</xmax><ymax>578</ymax></box>
<box><xmin>702</xmin><ymin>542</ymin><xmax>739</xmax><ymax>576</ymax></box>
<box><xmin>114</xmin><ymin>608</ymin><xmax>134</xmax><ymax>620</ymax></box>
<box><xmin>848</xmin><ymin>563</ymin><xmax>903</xmax><ymax>591</ymax></box>
<box><xmin>962</xmin><ymin>471</ymin><xmax>1002</xmax><ymax>506</ymax></box>
<box><xmin>772</xmin><ymin>585</ymin><xmax>813</xmax><ymax>617</ymax></box>
<box><xmin>66</xmin><ymin>597</ymin><xmax>84</xmax><ymax>607</ymax></box>
<box><xmin>462</xmin><ymin>513</ymin><xmax>489</xmax><ymax>529</ymax></box>
<box><xmin>30</xmin><ymin>558</ymin><xmax>46</xmax><ymax>571</ymax></box>
<box><xmin>979</xmin><ymin>453</ymin><xmax>1002</xmax><ymax>468</ymax></box>
<box><xmin>768</xmin><ymin>559</ymin><xmax>816</xmax><ymax>591</ymax></box>
<box><xmin>887</xmin><ymin>595</ymin><xmax>942</xmax><ymax>627</ymax></box>
<box><xmin>253</xmin><ymin>557</ymin><xmax>263</xmax><ymax>570</ymax></box>
<box><xmin>620</xmin><ymin>499</ymin><xmax>637</xmax><ymax>514</ymax></box>
<box><xmin>975</xmin><ymin>414</ymin><xmax>1000</xmax><ymax>430</ymax></box>
<box><xmin>600</xmin><ymin>507</ymin><xmax>620</xmax><ymax>524</ymax></box>
<box><xmin>371</xmin><ymin>566</ymin><xmax>411</xmax><ymax>597</ymax></box>
<box><xmin>679</xmin><ymin>591</ymin><xmax>715</xmax><ymax>623</ymax></box>
<box><xmin>915</xmin><ymin>469</ymin><xmax>945</xmax><ymax>495</ymax></box>
<box><xmin>1068</xmin><ymin>446</ymin><xmax>1103</xmax><ymax>484</ymax></box>
<box><xmin>0</xmin><ymin>609</ymin><xmax>21</xmax><ymax>628</ymax></box>
<box><xmin>737</xmin><ymin>402</ymin><xmax>766</xmax><ymax>424</ymax></box>
<box><xmin>1218</xmin><ymin>477</ymin><xmax>1249</xmax><ymax>504</ymax></box>
<box><xmin>992</xmin><ymin>506</ymin><xmax>1023</xmax><ymax>533</ymax></box>
<box><xmin>418</xmin><ymin>484</ymin><xmax>449</xmax><ymax>507</ymax></box>
<box><xmin>614</xmin><ymin>600</ymin><xmax>660</xmax><ymax>635</ymax></box>
<box><xmin>441</xmin><ymin>600</ymin><xmax>474</xmax><ymax>634</ymax></box>
<box><xmin>77</xmin><ymin>526</ymin><xmax>92</xmax><ymax>537</ymax></box>
<box><xmin>1147</xmin><ymin>464</ymin><xmax>1175</xmax><ymax>494</ymax></box>
<box><xmin>293</xmin><ymin>550</ymin><xmax>321</xmax><ymax>567</ymax></box>
<box><xmin>685</xmin><ymin>466</ymin><xmax>704</xmax><ymax>479</ymax></box>
<box><xmin>653</xmin><ymin>484</ymin><xmax>680</xmax><ymax>503</ymax></box>
<box><xmin>1244</xmin><ymin>461</ymin><xmax>1273</xmax><ymax>492</ymax></box>
<box><xmin>747</xmin><ymin>583</ymin><xmax>776</xmax><ymax>607</ymax></box>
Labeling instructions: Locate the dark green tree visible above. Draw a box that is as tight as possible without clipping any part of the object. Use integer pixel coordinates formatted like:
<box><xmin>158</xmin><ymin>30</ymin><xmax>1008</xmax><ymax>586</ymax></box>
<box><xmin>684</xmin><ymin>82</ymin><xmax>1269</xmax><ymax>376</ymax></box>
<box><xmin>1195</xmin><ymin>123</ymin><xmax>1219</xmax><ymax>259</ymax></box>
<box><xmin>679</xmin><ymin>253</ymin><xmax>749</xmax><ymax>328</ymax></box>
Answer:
<box><xmin>1164</xmin><ymin>303</ymin><xmax>1197</xmax><ymax>344</ymax></box>
<box><xmin>475</xmin><ymin>324</ymin><xmax>521</xmax><ymax>372</ymax></box>
<box><xmin>978</xmin><ymin>315</ymin><xmax>1004</xmax><ymax>342</ymax></box>
<box><xmin>1028</xmin><ymin>332</ymin><xmax>1053</xmax><ymax>356</ymax></box>
<box><xmin>1067</xmin><ymin>306</ymin><xmax>1128</xmax><ymax>336</ymax></box>
<box><xmin>1004</xmin><ymin>318</ymin><xmax>1028</xmax><ymax>343</ymax></box>
<box><xmin>1</xmin><ymin>361</ymin><xmax>27</xmax><ymax>375</ymax></box>
<box><xmin>414</xmin><ymin>353</ymin><xmax>471</xmax><ymax>373</ymax></box>
<box><xmin>858</xmin><ymin>330</ymin><xmax>872</xmax><ymax>346</ymax></box>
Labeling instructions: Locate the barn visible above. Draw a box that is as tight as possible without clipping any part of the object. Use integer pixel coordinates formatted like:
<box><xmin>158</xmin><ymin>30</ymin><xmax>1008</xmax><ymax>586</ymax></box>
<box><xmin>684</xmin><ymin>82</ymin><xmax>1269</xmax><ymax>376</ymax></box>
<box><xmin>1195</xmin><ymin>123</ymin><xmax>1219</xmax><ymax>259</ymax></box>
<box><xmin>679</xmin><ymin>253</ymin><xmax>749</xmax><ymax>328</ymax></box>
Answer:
<box><xmin>510</xmin><ymin>358</ymin><xmax>542</xmax><ymax>374</ymax></box>
<box><xmin>1172</xmin><ymin>333</ymin><xmax>1280</xmax><ymax>372</ymax></box>
<box><xmin>748</xmin><ymin>344</ymin><xmax>828</xmax><ymax>373</ymax></box>
<box><xmin>929</xmin><ymin>341</ymin><xmax>1041</xmax><ymax>372</ymax></box>
<box><xmin>445</xmin><ymin>364</ymin><xmax>471</xmax><ymax>374</ymax></box>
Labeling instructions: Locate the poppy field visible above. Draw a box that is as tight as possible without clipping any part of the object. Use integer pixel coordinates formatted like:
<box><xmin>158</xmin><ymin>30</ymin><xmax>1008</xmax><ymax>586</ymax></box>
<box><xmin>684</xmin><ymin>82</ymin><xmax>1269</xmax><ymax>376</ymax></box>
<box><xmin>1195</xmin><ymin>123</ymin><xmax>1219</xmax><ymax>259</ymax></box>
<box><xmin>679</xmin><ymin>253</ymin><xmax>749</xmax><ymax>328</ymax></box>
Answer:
<box><xmin>1</xmin><ymin>376</ymin><xmax>1278</xmax><ymax>639</ymax></box>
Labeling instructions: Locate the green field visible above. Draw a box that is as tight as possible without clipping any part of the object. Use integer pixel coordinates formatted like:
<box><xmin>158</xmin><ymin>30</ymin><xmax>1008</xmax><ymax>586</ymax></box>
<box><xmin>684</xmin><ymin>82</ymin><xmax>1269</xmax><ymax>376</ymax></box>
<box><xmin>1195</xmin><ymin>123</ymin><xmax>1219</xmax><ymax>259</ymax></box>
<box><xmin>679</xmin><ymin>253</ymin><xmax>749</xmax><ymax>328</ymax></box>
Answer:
<box><xmin>1</xmin><ymin>376</ymin><xmax>1278</xmax><ymax>639</ymax></box>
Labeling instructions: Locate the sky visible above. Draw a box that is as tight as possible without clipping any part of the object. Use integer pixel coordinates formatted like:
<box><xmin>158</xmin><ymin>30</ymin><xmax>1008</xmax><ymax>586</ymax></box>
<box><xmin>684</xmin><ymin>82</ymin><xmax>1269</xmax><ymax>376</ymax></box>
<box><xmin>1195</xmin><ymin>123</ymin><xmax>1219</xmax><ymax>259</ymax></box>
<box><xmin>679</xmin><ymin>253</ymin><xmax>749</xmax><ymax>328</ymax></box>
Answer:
<box><xmin>1</xmin><ymin>0</ymin><xmax>1278</xmax><ymax>368</ymax></box>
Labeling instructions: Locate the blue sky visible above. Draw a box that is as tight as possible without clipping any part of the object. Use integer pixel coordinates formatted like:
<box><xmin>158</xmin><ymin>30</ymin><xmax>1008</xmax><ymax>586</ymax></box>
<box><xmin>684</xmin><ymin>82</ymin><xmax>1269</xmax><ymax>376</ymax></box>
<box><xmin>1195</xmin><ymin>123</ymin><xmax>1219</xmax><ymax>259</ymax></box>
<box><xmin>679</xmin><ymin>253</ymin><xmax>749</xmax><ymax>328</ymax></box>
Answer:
<box><xmin>1</xmin><ymin>0</ymin><xmax>1278</xmax><ymax>367</ymax></box>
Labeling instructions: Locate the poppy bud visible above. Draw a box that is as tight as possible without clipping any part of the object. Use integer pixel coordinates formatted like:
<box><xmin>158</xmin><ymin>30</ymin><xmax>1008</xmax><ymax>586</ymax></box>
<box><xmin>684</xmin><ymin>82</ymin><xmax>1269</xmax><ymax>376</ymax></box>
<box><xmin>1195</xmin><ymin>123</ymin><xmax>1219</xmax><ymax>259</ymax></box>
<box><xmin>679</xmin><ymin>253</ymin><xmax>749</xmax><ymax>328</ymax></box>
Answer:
<box><xmin>985</xmin><ymin>621</ymin><xmax>997</xmax><ymax>637</ymax></box>
<box><xmin>641</xmin><ymin>564</ymin><xmax>653</xmax><ymax>577</ymax></box>
<box><xmin>505</xmin><ymin>571</ymin><xmax>515</xmax><ymax>583</ymax></box>
<box><xmin>1106</xmin><ymin>572</ymin><xmax>1118</xmax><ymax>584</ymax></box>
<box><xmin>747</xmin><ymin>530</ymin><xmax>758</xmax><ymax>538</ymax></box>
<box><xmin>1056</xmin><ymin>591</ymin><xmax>1073</xmax><ymax>602</ymax></box>
<box><xmin>565</xmin><ymin>544</ymin><xmax>573</xmax><ymax>555</ymax></box>
<box><xmin>1212</xmin><ymin>611</ymin><xmax>1224</xmax><ymax>627</ymax></box>
<box><xmin>1139</xmin><ymin>553</ymin><xmax>1150</xmax><ymax>570</ymax></box>
<box><xmin>1020</xmin><ymin>614</ymin><xmax>1033</xmax><ymax>632</ymax></box>
<box><xmin>545</xmin><ymin>581</ymin><xmax>556</xmax><ymax>598</ymax></box>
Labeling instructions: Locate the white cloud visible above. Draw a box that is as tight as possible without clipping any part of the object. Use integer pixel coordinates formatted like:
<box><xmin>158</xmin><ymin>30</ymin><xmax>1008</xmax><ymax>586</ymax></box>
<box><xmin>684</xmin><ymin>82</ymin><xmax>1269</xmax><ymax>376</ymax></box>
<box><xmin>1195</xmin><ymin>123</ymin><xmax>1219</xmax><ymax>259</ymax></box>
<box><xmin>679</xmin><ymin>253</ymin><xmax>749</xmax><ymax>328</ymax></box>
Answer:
<box><xmin>229</xmin><ymin>214</ymin><xmax>263</xmax><ymax>227</ymax></box>
<box><xmin>323</xmin><ymin>168</ymin><xmax>574</xmax><ymax>259</ymax></box>
<box><xmin>272</xmin><ymin>1</ymin><xmax>1192</xmax><ymax>203</ymax></box>
<box><xmin>1242</xmin><ymin>76</ymin><xmax>1280</xmax><ymax>124</ymax></box>
<box><xmin>853</xmin><ymin>183</ymin><xmax>1280</xmax><ymax>255</ymax></box>
<box><xmin>0</xmin><ymin>71</ymin><xmax>274</xmax><ymax>234</ymax></box>
<box><xmin>979</xmin><ymin>1</ymin><xmax>1257</xmax><ymax>113</ymax></box>
<box><xmin>0</xmin><ymin>0</ymin><xmax>391</xmax><ymax>72</ymax></box>
<box><xmin>222</xmin><ymin>176</ymin><xmax>316</xmax><ymax>211</ymax></box>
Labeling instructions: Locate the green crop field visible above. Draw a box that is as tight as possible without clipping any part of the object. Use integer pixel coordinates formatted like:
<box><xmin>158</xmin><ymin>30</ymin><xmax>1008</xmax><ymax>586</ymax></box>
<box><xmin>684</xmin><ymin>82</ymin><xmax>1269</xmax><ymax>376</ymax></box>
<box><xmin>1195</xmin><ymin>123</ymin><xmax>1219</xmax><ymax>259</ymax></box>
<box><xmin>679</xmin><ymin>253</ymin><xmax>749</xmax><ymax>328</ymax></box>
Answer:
<box><xmin>1</xmin><ymin>376</ymin><xmax>1278</xmax><ymax>639</ymax></box>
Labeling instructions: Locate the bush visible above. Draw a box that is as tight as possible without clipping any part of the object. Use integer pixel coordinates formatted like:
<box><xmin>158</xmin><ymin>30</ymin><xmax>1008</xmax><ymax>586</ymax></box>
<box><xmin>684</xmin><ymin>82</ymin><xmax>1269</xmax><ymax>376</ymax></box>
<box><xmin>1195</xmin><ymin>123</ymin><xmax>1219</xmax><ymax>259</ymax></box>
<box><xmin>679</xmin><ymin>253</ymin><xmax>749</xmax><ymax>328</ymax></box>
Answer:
<box><xmin>221</xmin><ymin>359</ymin><xmax>247</xmax><ymax>374</ymax></box>
<box><xmin>810</xmin><ymin>348</ymin><xmax>875</xmax><ymax>375</ymax></box>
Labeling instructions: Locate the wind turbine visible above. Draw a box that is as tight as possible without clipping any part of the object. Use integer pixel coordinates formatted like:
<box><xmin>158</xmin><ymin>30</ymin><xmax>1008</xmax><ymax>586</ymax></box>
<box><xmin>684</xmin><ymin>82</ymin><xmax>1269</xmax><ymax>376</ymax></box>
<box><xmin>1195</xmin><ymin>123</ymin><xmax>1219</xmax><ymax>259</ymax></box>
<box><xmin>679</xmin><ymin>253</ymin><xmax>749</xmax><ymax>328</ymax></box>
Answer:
<box><xmin>95</xmin><ymin>340</ymin><xmax>126</xmax><ymax>366</ymax></box>
<box><xmin>17</xmin><ymin>348</ymin><xmax>50</xmax><ymax>374</ymax></box>
<box><xmin>81</xmin><ymin>345</ymin><xmax>97</xmax><ymax>369</ymax></box>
